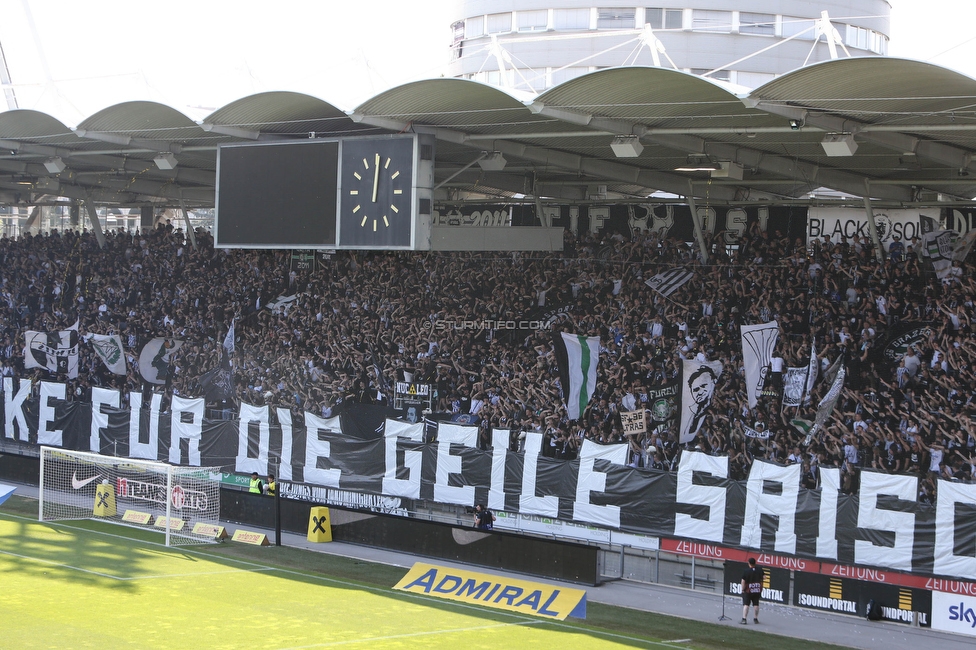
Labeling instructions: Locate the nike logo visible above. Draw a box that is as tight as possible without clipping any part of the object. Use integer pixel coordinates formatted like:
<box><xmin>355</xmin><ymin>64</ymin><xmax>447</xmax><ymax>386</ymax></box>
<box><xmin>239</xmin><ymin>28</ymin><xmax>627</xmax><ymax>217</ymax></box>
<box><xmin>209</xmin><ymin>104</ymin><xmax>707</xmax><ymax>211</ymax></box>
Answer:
<box><xmin>71</xmin><ymin>472</ymin><xmax>101</xmax><ymax>490</ymax></box>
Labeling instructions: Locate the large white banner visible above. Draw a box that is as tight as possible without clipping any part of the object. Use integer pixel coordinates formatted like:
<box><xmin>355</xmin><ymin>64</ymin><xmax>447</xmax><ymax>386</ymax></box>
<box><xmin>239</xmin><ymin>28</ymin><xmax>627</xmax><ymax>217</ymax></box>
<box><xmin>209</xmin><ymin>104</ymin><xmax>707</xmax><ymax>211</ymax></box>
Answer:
<box><xmin>741</xmin><ymin>322</ymin><xmax>778</xmax><ymax>408</ymax></box>
<box><xmin>9</xmin><ymin>376</ymin><xmax>976</xmax><ymax>581</ymax></box>
<box><xmin>807</xmin><ymin>208</ymin><xmax>938</xmax><ymax>245</ymax></box>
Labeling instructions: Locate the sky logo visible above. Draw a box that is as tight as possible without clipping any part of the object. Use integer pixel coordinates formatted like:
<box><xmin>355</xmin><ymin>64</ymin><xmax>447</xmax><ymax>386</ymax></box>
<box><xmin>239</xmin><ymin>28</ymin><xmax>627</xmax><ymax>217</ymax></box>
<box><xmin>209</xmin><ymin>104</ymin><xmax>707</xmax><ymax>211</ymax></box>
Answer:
<box><xmin>949</xmin><ymin>603</ymin><xmax>976</xmax><ymax>628</ymax></box>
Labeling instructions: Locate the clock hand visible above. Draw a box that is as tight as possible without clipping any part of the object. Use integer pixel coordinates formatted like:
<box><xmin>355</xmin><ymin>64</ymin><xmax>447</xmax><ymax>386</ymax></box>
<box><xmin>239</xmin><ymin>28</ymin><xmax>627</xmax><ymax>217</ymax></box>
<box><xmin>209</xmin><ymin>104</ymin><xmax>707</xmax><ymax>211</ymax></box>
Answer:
<box><xmin>371</xmin><ymin>153</ymin><xmax>380</xmax><ymax>203</ymax></box>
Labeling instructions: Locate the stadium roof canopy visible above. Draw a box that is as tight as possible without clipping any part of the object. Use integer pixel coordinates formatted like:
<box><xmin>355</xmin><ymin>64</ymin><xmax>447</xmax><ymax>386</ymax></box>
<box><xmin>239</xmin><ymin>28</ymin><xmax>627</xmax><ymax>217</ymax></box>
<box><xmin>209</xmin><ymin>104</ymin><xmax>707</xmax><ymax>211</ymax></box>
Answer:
<box><xmin>1</xmin><ymin>57</ymin><xmax>976</xmax><ymax>210</ymax></box>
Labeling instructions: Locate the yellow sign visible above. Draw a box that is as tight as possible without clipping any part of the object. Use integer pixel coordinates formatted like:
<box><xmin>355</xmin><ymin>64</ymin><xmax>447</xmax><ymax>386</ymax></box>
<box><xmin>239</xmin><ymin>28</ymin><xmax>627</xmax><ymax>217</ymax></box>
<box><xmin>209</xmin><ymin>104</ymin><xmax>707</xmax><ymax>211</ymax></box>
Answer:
<box><xmin>121</xmin><ymin>510</ymin><xmax>152</xmax><ymax>525</ymax></box>
<box><xmin>231</xmin><ymin>529</ymin><xmax>270</xmax><ymax>546</ymax></box>
<box><xmin>394</xmin><ymin>562</ymin><xmax>587</xmax><ymax>620</ymax></box>
<box><xmin>154</xmin><ymin>516</ymin><xmax>185</xmax><ymax>531</ymax></box>
<box><xmin>192</xmin><ymin>523</ymin><xmax>228</xmax><ymax>540</ymax></box>
<box><xmin>93</xmin><ymin>483</ymin><xmax>116</xmax><ymax>517</ymax></box>
<box><xmin>307</xmin><ymin>506</ymin><xmax>332</xmax><ymax>543</ymax></box>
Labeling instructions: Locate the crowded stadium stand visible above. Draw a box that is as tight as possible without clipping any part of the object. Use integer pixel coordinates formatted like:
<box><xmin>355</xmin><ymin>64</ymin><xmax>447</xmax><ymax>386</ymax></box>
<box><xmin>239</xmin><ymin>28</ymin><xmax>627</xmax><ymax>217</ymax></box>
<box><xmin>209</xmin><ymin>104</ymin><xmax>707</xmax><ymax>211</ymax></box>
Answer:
<box><xmin>0</xmin><ymin>219</ymin><xmax>973</xmax><ymax>497</ymax></box>
<box><xmin>5</xmin><ymin>57</ymin><xmax>976</xmax><ymax>635</ymax></box>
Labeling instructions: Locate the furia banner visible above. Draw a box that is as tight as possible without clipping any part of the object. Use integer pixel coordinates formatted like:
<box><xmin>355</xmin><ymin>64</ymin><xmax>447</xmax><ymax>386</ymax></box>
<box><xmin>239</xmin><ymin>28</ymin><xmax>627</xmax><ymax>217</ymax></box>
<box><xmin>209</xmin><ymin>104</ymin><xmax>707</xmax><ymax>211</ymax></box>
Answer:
<box><xmin>4</xmin><ymin>378</ymin><xmax>976</xmax><ymax>582</ymax></box>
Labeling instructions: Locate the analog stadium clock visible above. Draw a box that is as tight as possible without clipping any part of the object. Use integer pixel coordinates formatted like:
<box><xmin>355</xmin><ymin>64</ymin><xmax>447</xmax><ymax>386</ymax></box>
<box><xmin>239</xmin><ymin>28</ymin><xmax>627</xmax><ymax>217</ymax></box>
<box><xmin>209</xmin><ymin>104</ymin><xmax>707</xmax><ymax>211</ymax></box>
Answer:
<box><xmin>338</xmin><ymin>136</ymin><xmax>415</xmax><ymax>248</ymax></box>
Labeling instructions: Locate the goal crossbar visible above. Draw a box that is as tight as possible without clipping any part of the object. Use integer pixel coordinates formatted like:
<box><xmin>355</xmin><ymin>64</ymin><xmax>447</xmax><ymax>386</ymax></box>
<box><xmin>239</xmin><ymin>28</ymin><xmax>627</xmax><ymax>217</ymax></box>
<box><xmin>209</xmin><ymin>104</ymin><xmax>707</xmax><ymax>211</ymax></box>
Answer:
<box><xmin>39</xmin><ymin>446</ymin><xmax>222</xmax><ymax>547</ymax></box>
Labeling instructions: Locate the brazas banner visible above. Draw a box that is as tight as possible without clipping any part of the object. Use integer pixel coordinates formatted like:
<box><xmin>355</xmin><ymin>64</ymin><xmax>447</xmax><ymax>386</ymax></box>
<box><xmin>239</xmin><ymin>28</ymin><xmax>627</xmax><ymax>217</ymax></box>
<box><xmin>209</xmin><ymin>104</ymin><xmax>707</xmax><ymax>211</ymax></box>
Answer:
<box><xmin>3</xmin><ymin>378</ymin><xmax>976</xmax><ymax>582</ymax></box>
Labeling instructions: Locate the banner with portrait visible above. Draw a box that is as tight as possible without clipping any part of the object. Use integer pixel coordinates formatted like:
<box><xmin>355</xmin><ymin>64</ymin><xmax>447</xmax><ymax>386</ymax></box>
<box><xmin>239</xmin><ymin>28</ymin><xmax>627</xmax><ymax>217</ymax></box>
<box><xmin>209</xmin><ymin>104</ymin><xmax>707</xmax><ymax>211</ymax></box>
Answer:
<box><xmin>782</xmin><ymin>367</ymin><xmax>808</xmax><ymax>408</ymax></box>
<box><xmin>679</xmin><ymin>359</ymin><xmax>724</xmax><ymax>444</ymax></box>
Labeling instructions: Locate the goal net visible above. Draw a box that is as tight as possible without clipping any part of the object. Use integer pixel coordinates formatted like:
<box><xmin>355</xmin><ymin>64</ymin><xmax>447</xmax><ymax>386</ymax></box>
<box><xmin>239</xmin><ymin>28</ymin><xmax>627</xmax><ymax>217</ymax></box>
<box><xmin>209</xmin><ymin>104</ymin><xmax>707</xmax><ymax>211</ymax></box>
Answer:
<box><xmin>39</xmin><ymin>446</ymin><xmax>222</xmax><ymax>547</ymax></box>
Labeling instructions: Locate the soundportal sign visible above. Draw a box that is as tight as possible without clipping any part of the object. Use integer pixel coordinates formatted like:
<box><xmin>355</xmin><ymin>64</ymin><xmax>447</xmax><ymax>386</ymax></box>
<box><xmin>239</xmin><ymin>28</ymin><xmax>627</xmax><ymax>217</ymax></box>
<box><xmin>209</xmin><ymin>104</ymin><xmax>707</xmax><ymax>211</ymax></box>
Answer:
<box><xmin>5</xmin><ymin>377</ymin><xmax>976</xmax><ymax>583</ymax></box>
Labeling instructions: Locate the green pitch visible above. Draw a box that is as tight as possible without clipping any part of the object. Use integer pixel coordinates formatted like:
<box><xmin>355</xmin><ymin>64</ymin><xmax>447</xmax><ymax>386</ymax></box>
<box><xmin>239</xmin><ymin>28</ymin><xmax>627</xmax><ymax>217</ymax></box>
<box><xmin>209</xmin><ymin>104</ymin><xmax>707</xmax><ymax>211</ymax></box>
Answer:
<box><xmin>0</xmin><ymin>497</ymin><xmax>848</xmax><ymax>650</ymax></box>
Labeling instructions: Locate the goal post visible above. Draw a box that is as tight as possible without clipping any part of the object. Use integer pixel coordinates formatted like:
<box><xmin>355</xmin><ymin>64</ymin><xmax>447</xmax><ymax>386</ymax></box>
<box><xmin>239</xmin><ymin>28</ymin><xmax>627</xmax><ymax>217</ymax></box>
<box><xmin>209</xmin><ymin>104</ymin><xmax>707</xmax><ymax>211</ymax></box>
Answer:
<box><xmin>38</xmin><ymin>446</ymin><xmax>222</xmax><ymax>547</ymax></box>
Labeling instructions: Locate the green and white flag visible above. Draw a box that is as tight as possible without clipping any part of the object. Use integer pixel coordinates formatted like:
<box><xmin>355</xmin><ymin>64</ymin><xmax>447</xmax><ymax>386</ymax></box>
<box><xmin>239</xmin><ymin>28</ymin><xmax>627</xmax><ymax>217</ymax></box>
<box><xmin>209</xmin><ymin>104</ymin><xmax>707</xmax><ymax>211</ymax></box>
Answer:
<box><xmin>554</xmin><ymin>332</ymin><xmax>600</xmax><ymax>420</ymax></box>
<box><xmin>91</xmin><ymin>333</ymin><xmax>126</xmax><ymax>375</ymax></box>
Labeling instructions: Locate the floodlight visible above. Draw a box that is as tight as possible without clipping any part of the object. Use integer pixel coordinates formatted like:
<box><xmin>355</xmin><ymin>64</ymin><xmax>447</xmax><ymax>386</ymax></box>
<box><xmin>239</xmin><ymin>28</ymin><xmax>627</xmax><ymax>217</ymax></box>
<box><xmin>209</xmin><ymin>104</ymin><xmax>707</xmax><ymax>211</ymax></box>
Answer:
<box><xmin>477</xmin><ymin>152</ymin><xmax>506</xmax><ymax>171</ymax></box>
<box><xmin>711</xmin><ymin>162</ymin><xmax>744</xmax><ymax>180</ymax></box>
<box><xmin>154</xmin><ymin>153</ymin><xmax>179</xmax><ymax>170</ymax></box>
<box><xmin>821</xmin><ymin>133</ymin><xmax>858</xmax><ymax>157</ymax></box>
<box><xmin>610</xmin><ymin>135</ymin><xmax>644</xmax><ymax>158</ymax></box>
<box><xmin>43</xmin><ymin>157</ymin><xmax>66</xmax><ymax>174</ymax></box>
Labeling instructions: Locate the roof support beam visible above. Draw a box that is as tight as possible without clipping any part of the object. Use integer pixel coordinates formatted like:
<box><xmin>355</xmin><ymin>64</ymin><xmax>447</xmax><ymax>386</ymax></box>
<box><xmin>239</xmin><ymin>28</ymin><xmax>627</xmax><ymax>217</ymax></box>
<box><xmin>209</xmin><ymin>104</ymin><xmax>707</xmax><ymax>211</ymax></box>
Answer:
<box><xmin>529</xmin><ymin>102</ymin><xmax>912</xmax><ymax>202</ymax></box>
<box><xmin>0</xmin><ymin>160</ymin><xmax>213</xmax><ymax>204</ymax></box>
<box><xmin>684</xmin><ymin>181</ymin><xmax>708</xmax><ymax>264</ymax></box>
<box><xmin>199</xmin><ymin>123</ymin><xmax>284</xmax><ymax>141</ymax></box>
<box><xmin>437</xmin><ymin>168</ymin><xmax>588</xmax><ymax>200</ymax></box>
<box><xmin>747</xmin><ymin>99</ymin><xmax>976</xmax><ymax>174</ymax></box>
<box><xmin>0</xmin><ymin>138</ymin><xmax>63</xmax><ymax>157</ymax></box>
<box><xmin>350</xmin><ymin>112</ymin><xmax>742</xmax><ymax>200</ymax></box>
<box><xmin>73</xmin><ymin>129</ymin><xmax>185</xmax><ymax>154</ymax></box>
<box><xmin>83</xmin><ymin>198</ymin><xmax>107</xmax><ymax>249</ymax></box>
<box><xmin>0</xmin><ymin>151</ymin><xmax>215</xmax><ymax>187</ymax></box>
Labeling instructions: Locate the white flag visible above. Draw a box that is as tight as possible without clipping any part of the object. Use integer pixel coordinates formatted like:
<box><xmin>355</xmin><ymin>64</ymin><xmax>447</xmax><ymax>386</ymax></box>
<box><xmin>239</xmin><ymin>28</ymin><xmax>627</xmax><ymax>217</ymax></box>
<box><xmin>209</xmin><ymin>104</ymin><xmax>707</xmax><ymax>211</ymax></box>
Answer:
<box><xmin>223</xmin><ymin>318</ymin><xmax>235</xmax><ymax>356</ymax></box>
<box><xmin>679</xmin><ymin>358</ymin><xmax>723</xmax><ymax>444</ymax></box>
<box><xmin>644</xmin><ymin>268</ymin><xmax>694</xmax><ymax>297</ymax></box>
<box><xmin>743</xmin><ymin>425</ymin><xmax>772</xmax><ymax>439</ymax></box>
<box><xmin>740</xmin><ymin>321</ymin><xmax>779</xmax><ymax>408</ymax></box>
<box><xmin>782</xmin><ymin>367</ymin><xmax>808</xmax><ymax>408</ymax></box>
<box><xmin>554</xmin><ymin>332</ymin><xmax>600</xmax><ymax>420</ymax></box>
<box><xmin>138</xmin><ymin>337</ymin><xmax>184</xmax><ymax>385</ymax></box>
<box><xmin>920</xmin><ymin>230</ymin><xmax>957</xmax><ymax>279</ymax></box>
<box><xmin>24</xmin><ymin>321</ymin><xmax>79</xmax><ymax>379</ymax></box>
<box><xmin>91</xmin><ymin>334</ymin><xmax>127</xmax><ymax>375</ymax></box>
<box><xmin>265</xmin><ymin>294</ymin><xmax>297</xmax><ymax>313</ymax></box>
<box><xmin>803</xmin><ymin>339</ymin><xmax>818</xmax><ymax>406</ymax></box>
<box><xmin>809</xmin><ymin>366</ymin><xmax>846</xmax><ymax>439</ymax></box>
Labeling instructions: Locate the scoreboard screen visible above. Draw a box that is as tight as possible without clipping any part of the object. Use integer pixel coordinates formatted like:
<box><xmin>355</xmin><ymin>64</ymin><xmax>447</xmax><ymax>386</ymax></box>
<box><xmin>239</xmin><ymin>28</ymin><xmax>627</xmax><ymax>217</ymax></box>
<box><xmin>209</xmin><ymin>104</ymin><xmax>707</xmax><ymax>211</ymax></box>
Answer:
<box><xmin>215</xmin><ymin>141</ymin><xmax>338</xmax><ymax>248</ymax></box>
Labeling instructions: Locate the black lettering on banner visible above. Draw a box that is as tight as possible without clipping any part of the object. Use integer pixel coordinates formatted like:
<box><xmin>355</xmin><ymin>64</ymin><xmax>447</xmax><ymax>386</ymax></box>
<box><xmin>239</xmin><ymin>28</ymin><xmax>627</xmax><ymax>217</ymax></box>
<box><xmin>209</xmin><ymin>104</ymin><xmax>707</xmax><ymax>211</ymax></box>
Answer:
<box><xmin>808</xmin><ymin>217</ymin><xmax>822</xmax><ymax>238</ymax></box>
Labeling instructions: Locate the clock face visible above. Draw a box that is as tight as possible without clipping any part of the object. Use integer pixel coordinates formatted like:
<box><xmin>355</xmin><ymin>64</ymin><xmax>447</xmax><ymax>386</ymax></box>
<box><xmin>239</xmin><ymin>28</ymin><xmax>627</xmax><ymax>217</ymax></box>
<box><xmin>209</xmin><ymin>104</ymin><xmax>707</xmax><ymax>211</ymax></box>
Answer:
<box><xmin>339</xmin><ymin>137</ymin><xmax>414</xmax><ymax>248</ymax></box>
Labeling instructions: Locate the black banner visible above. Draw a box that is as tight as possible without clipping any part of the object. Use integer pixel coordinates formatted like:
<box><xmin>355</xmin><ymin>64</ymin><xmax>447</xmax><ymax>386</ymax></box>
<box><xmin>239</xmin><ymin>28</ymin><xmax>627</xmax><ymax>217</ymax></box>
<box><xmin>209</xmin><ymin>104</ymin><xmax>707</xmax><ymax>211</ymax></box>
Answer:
<box><xmin>436</xmin><ymin>204</ymin><xmax>807</xmax><ymax>243</ymax></box>
<box><xmin>872</xmin><ymin>321</ymin><xmax>935</xmax><ymax>368</ymax></box>
<box><xmin>793</xmin><ymin>572</ymin><xmax>931</xmax><ymax>625</ymax></box>
<box><xmin>724</xmin><ymin>561</ymin><xmax>790</xmax><ymax>605</ymax></box>
<box><xmin>4</xmin><ymin>379</ymin><xmax>976</xmax><ymax>584</ymax></box>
